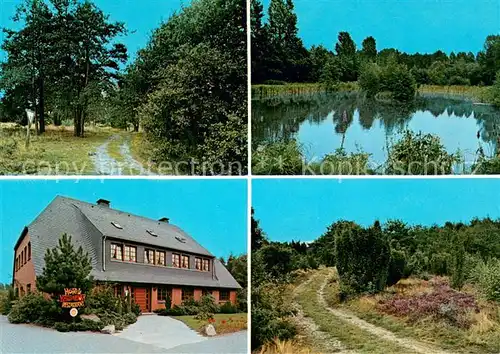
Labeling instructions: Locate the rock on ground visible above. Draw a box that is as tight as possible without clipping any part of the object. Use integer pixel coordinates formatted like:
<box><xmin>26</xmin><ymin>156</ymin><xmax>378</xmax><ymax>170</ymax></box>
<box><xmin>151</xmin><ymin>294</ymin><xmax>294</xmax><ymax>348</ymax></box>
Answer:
<box><xmin>205</xmin><ymin>324</ymin><xmax>217</xmax><ymax>337</ymax></box>
<box><xmin>101</xmin><ymin>324</ymin><xmax>115</xmax><ymax>334</ymax></box>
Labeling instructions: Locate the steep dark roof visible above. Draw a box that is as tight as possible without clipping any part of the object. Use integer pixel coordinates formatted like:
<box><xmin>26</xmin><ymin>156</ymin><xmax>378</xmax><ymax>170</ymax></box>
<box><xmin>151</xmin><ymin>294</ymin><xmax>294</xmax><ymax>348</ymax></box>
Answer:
<box><xmin>93</xmin><ymin>259</ymin><xmax>240</xmax><ymax>289</ymax></box>
<box><xmin>23</xmin><ymin>196</ymin><xmax>240</xmax><ymax>289</ymax></box>
<box><xmin>67</xmin><ymin>197</ymin><xmax>213</xmax><ymax>257</ymax></box>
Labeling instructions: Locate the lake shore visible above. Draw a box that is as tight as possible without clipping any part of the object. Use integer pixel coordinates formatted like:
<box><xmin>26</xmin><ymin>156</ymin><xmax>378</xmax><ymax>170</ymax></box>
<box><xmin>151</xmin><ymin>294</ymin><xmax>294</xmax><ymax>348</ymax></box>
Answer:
<box><xmin>252</xmin><ymin>82</ymin><xmax>496</xmax><ymax>105</ymax></box>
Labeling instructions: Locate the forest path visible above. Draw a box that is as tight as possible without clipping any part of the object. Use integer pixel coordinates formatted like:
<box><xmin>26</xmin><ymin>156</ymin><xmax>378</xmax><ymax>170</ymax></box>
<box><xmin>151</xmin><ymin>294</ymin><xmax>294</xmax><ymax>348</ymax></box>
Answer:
<box><xmin>316</xmin><ymin>268</ymin><xmax>451</xmax><ymax>354</ymax></box>
<box><xmin>92</xmin><ymin>133</ymin><xmax>155</xmax><ymax>175</ymax></box>
<box><xmin>292</xmin><ymin>272</ymin><xmax>354</xmax><ymax>353</ymax></box>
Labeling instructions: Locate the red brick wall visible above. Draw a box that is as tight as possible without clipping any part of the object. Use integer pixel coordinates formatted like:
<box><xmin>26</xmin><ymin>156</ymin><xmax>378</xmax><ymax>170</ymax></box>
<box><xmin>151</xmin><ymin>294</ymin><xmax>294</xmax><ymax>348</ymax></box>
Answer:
<box><xmin>230</xmin><ymin>290</ymin><xmax>237</xmax><ymax>305</ymax></box>
<box><xmin>13</xmin><ymin>233</ymin><xmax>36</xmax><ymax>296</ymax></box>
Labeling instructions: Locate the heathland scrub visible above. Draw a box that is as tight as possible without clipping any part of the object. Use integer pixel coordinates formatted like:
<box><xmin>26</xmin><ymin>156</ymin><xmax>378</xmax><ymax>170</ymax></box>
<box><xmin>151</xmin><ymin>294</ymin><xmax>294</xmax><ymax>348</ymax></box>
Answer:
<box><xmin>293</xmin><ymin>268</ymin><xmax>500</xmax><ymax>354</ymax></box>
<box><xmin>322</xmin><ymin>269</ymin><xmax>500</xmax><ymax>354</ymax></box>
<box><xmin>293</xmin><ymin>268</ymin><xmax>444</xmax><ymax>354</ymax></box>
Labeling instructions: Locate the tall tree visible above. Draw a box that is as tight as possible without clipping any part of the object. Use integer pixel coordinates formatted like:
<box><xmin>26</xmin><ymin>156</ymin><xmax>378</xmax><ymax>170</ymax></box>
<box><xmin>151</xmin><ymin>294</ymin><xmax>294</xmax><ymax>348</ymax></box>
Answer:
<box><xmin>266</xmin><ymin>0</ymin><xmax>308</xmax><ymax>82</ymax></box>
<box><xmin>251</xmin><ymin>0</ymin><xmax>268</xmax><ymax>83</ymax></box>
<box><xmin>37</xmin><ymin>233</ymin><xmax>93</xmax><ymax>297</ymax></box>
<box><xmin>479</xmin><ymin>35</ymin><xmax>500</xmax><ymax>85</ymax></box>
<box><xmin>361</xmin><ymin>36</ymin><xmax>377</xmax><ymax>61</ymax></box>
<box><xmin>335</xmin><ymin>31</ymin><xmax>359</xmax><ymax>81</ymax></box>
<box><xmin>1</xmin><ymin>0</ymin><xmax>53</xmax><ymax>134</ymax></box>
<box><xmin>335</xmin><ymin>31</ymin><xmax>357</xmax><ymax>57</ymax></box>
<box><xmin>251</xmin><ymin>208</ymin><xmax>268</xmax><ymax>251</ymax></box>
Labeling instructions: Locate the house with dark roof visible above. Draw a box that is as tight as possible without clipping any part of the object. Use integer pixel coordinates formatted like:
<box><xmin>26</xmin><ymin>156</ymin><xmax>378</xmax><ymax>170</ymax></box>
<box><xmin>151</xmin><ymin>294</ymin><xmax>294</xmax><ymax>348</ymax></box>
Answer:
<box><xmin>13</xmin><ymin>196</ymin><xmax>241</xmax><ymax>313</ymax></box>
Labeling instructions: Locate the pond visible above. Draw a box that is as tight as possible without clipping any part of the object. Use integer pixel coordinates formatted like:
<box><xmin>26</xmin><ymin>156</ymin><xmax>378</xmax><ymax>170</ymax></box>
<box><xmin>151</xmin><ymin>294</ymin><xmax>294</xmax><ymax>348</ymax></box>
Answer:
<box><xmin>252</xmin><ymin>92</ymin><xmax>500</xmax><ymax>171</ymax></box>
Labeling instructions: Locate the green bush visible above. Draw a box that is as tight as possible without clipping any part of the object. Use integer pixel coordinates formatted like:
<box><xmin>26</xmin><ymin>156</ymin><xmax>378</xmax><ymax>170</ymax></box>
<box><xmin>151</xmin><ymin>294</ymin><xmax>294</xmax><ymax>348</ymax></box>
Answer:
<box><xmin>236</xmin><ymin>288</ymin><xmax>247</xmax><ymax>312</ymax></box>
<box><xmin>451</xmin><ymin>239</ymin><xmax>467</xmax><ymax>290</ymax></box>
<box><xmin>251</xmin><ymin>284</ymin><xmax>297</xmax><ymax>350</ymax></box>
<box><xmin>0</xmin><ymin>287</ymin><xmax>17</xmax><ymax>315</ymax></box>
<box><xmin>387</xmin><ymin>249</ymin><xmax>407</xmax><ymax>286</ymax></box>
<box><xmin>53</xmin><ymin>319</ymin><xmax>103</xmax><ymax>333</ymax></box>
<box><xmin>429</xmin><ymin>252</ymin><xmax>451</xmax><ymax>275</ymax></box>
<box><xmin>386</xmin><ymin>131</ymin><xmax>460</xmax><ymax>175</ymax></box>
<box><xmin>220</xmin><ymin>301</ymin><xmax>239</xmax><ymax>314</ymax></box>
<box><xmin>253</xmin><ymin>140</ymin><xmax>304</xmax><ymax>175</ymax></box>
<box><xmin>383</xmin><ymin>64</ymin><xmax>416</xmax><ymax>102</ymax></box>
<box><xmin>86</xmin><ymin>285</ymin><xmax>120</xmax><ymax>314</ymax></box>
<box><xmin>310</xmin><ymin>149</ymin><xmax>370</xmax><ymax>175</ymax></box>
<box><xmin>195</xmin><ymin>295</ymin><xmax>219</xmax><ymax>320</ymax></box>
<box><xmin>335</xmin><ymin>222</ymin><xmax>391</xmax><ymax>296</ymax></box>
<box><xmin>470</xmin><ymin>259</ymin><xmax>500</xmax><ymax>302</ymax></box>
<box><xmin>489</xmin><ymin>71</ymin><xmax>500</xmax><ymax>107</ymax></box>
<box><xmin>359</xmin><ymin>62</ymin><xmax>382</xmax><ymax>98</ymax></box>
<box><xmin>8</xmin><ymin>293</ymin><xmax>61</xmax><ymax>326</ymax></box>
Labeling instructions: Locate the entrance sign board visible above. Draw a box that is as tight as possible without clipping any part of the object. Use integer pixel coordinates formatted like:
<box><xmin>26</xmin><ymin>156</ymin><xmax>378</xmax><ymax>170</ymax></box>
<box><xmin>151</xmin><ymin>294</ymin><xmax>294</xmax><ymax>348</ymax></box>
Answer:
<box><xmin>59</xmin><ymin>288</ymin><xmax>85</xmax><ymax>308</ymax></box>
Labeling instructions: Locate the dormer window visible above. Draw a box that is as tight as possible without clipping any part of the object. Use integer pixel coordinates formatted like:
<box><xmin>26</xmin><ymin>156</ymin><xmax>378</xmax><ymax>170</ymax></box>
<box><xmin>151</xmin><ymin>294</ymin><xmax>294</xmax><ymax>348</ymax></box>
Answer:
<box><xmin>111</xmin><ymin>222</ymin><xmax>123</xmax><ymax>229</ymax></box>
<box><xmin>195</xmin><ymin>257</ymin><xmax>211</xmax><ymax>271</ymax></box>
<box><xmin>175</xmin><ymin>236</ymin><xmax>186</xmax><ymax>243</ymax></box>
<box><xmin>147</xmin><ymin>230</ymin><xmax>158</xmax><ymax>237</ymax></box>
<box><xmin>181</xmin><ymin>255</ymin><xmax>189</xmax><ymax>269</ymax></box>
<box><xmin>111</xmin><ymin>243</ymin><xmax>123</xmax><ymax>260</ymax></box>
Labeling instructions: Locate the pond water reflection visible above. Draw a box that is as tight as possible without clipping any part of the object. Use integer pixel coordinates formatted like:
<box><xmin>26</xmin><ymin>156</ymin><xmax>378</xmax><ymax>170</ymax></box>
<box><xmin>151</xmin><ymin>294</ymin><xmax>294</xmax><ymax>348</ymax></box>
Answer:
<box><xmin>252</xmin><ymin>93</ymin><xmax>500</xmax><ymax>169</ymax></box>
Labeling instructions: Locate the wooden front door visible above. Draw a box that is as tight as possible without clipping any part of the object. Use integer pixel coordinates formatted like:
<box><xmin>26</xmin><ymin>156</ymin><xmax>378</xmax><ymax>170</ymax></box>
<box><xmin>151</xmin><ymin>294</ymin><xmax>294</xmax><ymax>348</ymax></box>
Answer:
<box><xmin>132</xmin><ymin>287</ymin><xmax>150</xmax><ymax>313</ymax></box>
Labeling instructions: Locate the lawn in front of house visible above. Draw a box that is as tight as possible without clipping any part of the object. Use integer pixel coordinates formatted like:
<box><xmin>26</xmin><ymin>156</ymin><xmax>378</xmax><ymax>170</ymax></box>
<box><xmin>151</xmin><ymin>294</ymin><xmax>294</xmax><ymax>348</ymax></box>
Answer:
<box><xmin>173</xmin><ymin>313</ymin><xmax>247</xmax><ymax>336</ymax></box>
<box><xmin>0</xmin><ymin>124</ymin><xmax>117</xmax><ymax>175</ymax></box>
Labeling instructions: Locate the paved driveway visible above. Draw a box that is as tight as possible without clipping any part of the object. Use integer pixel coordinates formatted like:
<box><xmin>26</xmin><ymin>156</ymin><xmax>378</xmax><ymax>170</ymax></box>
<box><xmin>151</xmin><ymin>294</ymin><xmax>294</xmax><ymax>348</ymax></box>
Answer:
<box><xmin>113</xmin><ymin>315</ymin><xmax>207</xmax><ymax>349</ymax></box>
<box><xmin>0</xmin><ymin>315</ymin><xmax>247</xmax><ymax>353</ymax></box>
<box><xmin>0</xmin><ymin>316</ymin><xmax>163</xmax><ymax>353</ymax></box>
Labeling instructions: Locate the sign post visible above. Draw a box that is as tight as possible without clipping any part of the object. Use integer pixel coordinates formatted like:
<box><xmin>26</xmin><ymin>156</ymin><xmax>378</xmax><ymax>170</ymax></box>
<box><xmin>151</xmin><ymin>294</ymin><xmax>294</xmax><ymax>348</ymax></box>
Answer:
<box><xmin>24</xmin><ymin>109</ymin><xmax>35</xmax><ymax>149</ymax></box>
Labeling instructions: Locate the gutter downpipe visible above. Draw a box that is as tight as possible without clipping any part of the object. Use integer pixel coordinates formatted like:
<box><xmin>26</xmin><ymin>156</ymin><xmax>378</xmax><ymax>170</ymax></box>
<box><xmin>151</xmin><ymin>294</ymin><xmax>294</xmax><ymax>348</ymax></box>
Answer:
<box><xmin>102</xmin><ymin>235</ymin><xmax>107</xmax><ymax>271</ymax></box>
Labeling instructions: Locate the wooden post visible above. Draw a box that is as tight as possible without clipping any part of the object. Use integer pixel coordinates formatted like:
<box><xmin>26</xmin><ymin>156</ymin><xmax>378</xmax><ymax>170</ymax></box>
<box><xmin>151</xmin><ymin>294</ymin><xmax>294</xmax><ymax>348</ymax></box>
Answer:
<box><xmin>25</xmin><ymin>109</ymin><xmax>35</xmax><ymax>149</ymax></box>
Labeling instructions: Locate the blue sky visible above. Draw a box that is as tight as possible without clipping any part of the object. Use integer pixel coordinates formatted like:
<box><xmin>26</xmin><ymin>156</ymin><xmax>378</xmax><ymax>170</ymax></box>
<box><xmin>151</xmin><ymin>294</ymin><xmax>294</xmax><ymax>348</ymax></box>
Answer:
<box><xmin>0</xmin><ymin>179</ymin><xmax>247</xmax><ymax>284</ymax></box>
<box><xmin>252</xmin><ymin>178</ymin><xmax>500</xmax><ymax>243</ymax></box>
<box><xmin>0</xmin><ymin>0</ymin><xmax>187</xmax><ymax>64</ymax></box>
<box><xmin>262</xmin><ymin>0</ymin><xmax>500</xmax><ymax>54</ymax></box>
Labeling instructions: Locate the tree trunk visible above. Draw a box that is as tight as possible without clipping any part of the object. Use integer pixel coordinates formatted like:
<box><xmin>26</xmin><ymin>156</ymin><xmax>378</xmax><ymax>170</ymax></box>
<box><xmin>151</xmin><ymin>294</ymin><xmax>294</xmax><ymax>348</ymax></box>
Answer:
<box><xmin>80</xmin><ymin>110</ymin><xmax>85</xmax><ymax>138</ymax></box>
<box><xmin>38</xmin><ymin>76</ymin><xmax>45</xmax><ymax>134</ymax></box>
<box><xmin>34</xmin><ymin>108</ymin><xmax>39</xmax><ymax>135</ymax></box>
<box><xmin>54</xmin><ymin>111</ymin><xmax>61</xmax><ymax>126</ymax></box>
<box><xmin>74</xmin><ymin>107</ymin><xmax>82</xmax><ymax>137</ymax></box>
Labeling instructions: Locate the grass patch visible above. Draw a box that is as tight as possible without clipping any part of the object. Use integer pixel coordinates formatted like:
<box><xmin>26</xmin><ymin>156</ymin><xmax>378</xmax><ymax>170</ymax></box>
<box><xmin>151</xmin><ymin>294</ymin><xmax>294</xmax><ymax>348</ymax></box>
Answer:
<box><xmin>106</xmin><ymin>135</ymin><xmax>126</xmax><ymax>164</ymax></box>
<box><xmin>418</xmin><ymin>85</ymin><xmax>494</xmax><ymax>104</ymax></box>
<box><xmin>258</xmin><ymin>338</ymin><xmax>313</xmax><ymax>354</ymax></box>
<box><xmin>327</xmin><ymin>276</ymin><xmax>500</xmax><ymax>354</ymax></box>
<box><xmin>252</xmin><ymin>82</ymin><xmax>358</xmax><ymax>99</ymax></box>
<box><xmin>129</xmin><ymin>132</ymin><xmax>169</xmax><ymax>175</ymax></box>
<box><xmin>295</xmin><ymin>269</ymin><xmax>409</xmax><ymax>354</ymax></box>
<box><xmin>173</xmin><ymin>313</ymin><xmax>247</xmax><ymax>336</ymax></box>
<box><xmin>0</xmin><ymin>125</ymin><xmax>116</xmax><ymax>175</ymax></box>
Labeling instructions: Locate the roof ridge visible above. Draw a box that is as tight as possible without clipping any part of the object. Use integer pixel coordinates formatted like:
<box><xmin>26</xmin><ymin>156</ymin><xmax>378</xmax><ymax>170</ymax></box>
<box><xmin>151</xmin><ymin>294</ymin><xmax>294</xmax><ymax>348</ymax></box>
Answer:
<box><xmin>57</xmin><ymin>195</ymin><xmax>184</xmax><ymax>230</ymax></box>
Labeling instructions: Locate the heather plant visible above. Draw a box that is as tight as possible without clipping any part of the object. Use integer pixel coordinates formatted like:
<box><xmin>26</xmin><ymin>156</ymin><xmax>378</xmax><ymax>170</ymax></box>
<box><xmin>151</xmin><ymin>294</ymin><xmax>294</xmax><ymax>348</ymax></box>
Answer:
<box><xmin>378</xmin><ymin>278</ymin><xmax>479</xmax><ymax>327</ymax></box>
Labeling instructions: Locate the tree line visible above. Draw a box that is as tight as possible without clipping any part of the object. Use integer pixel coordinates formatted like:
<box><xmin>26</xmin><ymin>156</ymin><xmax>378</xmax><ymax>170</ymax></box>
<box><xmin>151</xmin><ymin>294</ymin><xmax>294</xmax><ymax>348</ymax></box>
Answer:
<box><xmin>251</xmin><ymin>0</ymin><xmax>500</xmax><ymax>89</ymax></box>
<box><xmin>113</xmin><ymin>0</ymin><xmax>247</xmax><ymax>172</ymax></box>
<box><xmin>1</xmin><ymin>0</ymin><xmax>247</xmax><ymax>174</ymax></box>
